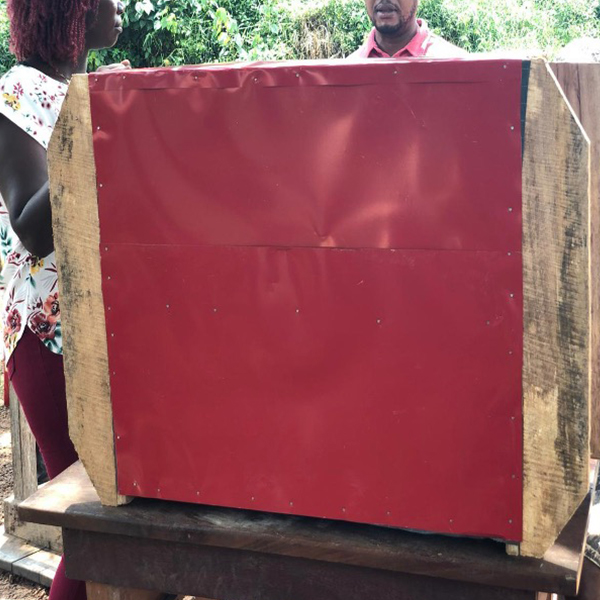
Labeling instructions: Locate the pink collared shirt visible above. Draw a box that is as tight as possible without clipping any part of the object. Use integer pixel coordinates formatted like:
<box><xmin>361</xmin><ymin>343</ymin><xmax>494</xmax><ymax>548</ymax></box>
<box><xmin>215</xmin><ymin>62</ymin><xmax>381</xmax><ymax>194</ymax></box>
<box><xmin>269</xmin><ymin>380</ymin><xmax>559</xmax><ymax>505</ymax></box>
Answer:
<box><xmin>349</xmin><ymin>19</ymin><xmax>467</xmax><ymax>59</ymax></box>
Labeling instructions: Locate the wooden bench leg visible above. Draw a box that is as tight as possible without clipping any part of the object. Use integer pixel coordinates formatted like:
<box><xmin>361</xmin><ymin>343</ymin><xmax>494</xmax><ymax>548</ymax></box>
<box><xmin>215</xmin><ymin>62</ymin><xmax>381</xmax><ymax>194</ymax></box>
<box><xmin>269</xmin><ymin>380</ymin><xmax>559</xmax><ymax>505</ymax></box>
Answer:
<box><xmin>565</xmin><ymin>557</ymin><xmax>600</xmax><ymax>600</ymax></box>
<box><xmin>86</xmin><ymin>582</ymin><xmax>165</xmax><ymax>600</ymax></box>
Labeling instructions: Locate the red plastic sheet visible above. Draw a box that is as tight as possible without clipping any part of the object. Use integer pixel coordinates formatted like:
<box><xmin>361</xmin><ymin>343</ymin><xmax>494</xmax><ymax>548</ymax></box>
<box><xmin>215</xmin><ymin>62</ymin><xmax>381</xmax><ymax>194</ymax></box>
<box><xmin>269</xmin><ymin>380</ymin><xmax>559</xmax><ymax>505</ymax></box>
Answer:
<box><xmin>90</xmin><ymin>59</ymin><xmax>524</xmax><ymax>541</ymax></box>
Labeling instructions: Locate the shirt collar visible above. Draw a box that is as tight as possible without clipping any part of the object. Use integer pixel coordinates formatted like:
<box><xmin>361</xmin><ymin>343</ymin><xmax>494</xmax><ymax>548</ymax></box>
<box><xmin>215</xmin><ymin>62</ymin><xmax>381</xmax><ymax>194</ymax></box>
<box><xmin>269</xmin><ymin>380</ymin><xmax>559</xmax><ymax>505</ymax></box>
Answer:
<box><xmin>366</xmin><ymin>19</ymin><xmax>431</xmax><ymax>58</ymax></box>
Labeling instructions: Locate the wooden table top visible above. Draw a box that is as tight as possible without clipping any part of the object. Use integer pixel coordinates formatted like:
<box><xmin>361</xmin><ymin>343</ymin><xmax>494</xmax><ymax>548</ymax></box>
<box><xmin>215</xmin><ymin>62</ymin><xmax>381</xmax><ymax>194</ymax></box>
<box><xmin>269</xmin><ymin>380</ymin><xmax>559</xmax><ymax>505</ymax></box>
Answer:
<box><xmin>19</xmin><ymin>461</ymin><xmax>590</xmax><ymax>596</ymax></box>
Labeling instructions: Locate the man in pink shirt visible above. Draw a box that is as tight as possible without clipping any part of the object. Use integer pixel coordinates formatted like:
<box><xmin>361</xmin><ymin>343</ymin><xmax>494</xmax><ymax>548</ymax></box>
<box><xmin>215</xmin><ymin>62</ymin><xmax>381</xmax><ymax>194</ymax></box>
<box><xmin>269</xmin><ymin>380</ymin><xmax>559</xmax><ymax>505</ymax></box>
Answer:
<box><xmin>350</xmin><ymin>0</ymin><xmax>467</xmax><ymax>58</ymax></box>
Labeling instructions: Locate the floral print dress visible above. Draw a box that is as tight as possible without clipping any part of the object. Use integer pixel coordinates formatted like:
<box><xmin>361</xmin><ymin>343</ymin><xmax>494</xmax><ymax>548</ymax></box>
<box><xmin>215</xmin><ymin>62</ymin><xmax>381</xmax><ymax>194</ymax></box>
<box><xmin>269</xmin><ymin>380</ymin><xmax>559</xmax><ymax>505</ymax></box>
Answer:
<box><xmin>0</xmin><ymin>65</ymin><xmax>67</xmax><ymax>361</ymax></box>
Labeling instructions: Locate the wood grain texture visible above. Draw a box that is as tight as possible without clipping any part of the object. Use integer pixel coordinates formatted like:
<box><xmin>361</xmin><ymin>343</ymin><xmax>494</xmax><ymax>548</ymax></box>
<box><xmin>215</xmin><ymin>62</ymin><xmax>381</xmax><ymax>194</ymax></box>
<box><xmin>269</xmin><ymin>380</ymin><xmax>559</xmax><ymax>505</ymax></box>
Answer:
<box><xmin>522</xmin><ymin>60</ymin><xmax>591</xmax><ymax>557</ymax></box>
<box><xmin>69</xmin><ymin>530</ymin><xmax>537</xmax><ymax>600</ymax></box>
<box><xmin>47</xmin><ymin>75</ymin><xmax>126</xmax><ymax>507</ymax></box>
<box><xmin>551</xmin><ymin>62</ymin><xmax>600</xmax><ymax>460</ymax></box>
<box><xmin>86</xmin><ymin>582</ymin><xmax>163</xmax><ymax>600</ymax></box>
<box><xmin>19</xmin><ymin>462</ymin><xmax>591</xmax><ymax>597</ymax></box>
<box><xmin>3</xmin><ymin>494</ymin><xmax>63</xmax><ymax>553</ymax></box>
<box><xmin>9</xmin><ymin>383</ymin><xmax>37</xmax><ymax>502</ymax></box>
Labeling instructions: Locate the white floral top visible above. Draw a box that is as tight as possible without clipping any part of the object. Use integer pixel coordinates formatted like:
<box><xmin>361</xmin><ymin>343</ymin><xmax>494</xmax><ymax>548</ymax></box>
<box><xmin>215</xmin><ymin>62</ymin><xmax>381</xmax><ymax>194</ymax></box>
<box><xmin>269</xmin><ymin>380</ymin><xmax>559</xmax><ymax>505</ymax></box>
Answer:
<box><xmin>0</xmin><ymin>65</ymin><xmax>67</xmax><ymax>361</ymax></box>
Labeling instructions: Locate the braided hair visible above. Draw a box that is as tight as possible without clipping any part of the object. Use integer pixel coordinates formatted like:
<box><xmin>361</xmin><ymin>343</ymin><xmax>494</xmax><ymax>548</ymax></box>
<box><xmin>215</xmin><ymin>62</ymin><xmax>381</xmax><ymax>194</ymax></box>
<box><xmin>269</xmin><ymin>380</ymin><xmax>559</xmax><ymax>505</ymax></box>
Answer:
<box><xmin>7</xmin><ymin>0</ymin><xmax>101</xmax><ymax>66</ymax></box>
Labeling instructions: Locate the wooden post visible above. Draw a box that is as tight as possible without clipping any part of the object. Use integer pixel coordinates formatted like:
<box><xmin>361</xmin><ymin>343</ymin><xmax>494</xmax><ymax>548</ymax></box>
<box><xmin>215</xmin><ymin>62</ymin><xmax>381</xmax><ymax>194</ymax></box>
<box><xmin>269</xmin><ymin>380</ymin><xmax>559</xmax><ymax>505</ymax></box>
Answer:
<box><xmin>9</xmin><ymin>383</ymin><xmax>36</xmax><ymax>502</ymax></box>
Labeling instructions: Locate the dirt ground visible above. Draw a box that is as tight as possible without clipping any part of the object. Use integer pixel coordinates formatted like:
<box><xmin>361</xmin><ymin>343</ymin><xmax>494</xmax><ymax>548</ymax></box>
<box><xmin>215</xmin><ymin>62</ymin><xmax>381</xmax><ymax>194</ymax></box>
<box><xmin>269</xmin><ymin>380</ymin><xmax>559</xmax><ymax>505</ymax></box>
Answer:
<box><xmin>0</xmin><ymin>405</ymin><xmax>49</xmax><ymax>600</ymax></box>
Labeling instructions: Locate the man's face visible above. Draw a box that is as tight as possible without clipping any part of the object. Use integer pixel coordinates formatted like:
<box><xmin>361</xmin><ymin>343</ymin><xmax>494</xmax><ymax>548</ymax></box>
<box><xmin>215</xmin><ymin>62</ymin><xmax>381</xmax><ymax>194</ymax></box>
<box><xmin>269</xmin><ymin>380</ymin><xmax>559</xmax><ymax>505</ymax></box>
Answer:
<box><xmin>365</xmin><ymin>0</ymin><xmax>419</xmax><ymax>35</ymax></box>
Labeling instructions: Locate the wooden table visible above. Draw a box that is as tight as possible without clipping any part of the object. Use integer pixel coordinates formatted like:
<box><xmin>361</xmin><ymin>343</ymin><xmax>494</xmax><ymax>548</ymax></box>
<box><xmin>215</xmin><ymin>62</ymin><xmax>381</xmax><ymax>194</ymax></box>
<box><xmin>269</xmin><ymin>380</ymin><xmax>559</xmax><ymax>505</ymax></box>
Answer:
<box><xmin>18</xmin><ymin>462</ymin><xmax>591</xmax><ymax>600</ymax></box>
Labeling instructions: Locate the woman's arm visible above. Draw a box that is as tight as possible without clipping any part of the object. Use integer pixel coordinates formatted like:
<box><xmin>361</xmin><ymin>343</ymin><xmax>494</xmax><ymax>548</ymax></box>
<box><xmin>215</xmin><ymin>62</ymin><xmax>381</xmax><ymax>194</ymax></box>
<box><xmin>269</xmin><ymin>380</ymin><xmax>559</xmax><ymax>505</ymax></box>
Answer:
<box><xmin>0</xmin><ymin>114</ymin><xmax>54</xmax><ymax>258</ymax></box>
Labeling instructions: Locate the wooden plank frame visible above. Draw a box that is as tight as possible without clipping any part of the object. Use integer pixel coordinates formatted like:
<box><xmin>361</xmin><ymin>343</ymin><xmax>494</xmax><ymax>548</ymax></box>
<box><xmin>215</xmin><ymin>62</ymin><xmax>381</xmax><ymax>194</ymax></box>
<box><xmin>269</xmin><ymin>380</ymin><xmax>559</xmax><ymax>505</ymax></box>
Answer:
<box><xmin>48</xmin><ymin>75</ymin><xmax>128</xmax><ymax>507</ymax></box>
<box><xmin>521</xmin><ymin>60</ymin><xmax>591</xmax><ymax>557</ymax></box>
<box><xmin>48</xmin><ymin>61</ymin><xmax>592</xmax><ymax>555</ymax></box>
<box><xmin>550</xmin><ymin>62</ymin><xmax>600</xmax><ymax>460</ymax></box>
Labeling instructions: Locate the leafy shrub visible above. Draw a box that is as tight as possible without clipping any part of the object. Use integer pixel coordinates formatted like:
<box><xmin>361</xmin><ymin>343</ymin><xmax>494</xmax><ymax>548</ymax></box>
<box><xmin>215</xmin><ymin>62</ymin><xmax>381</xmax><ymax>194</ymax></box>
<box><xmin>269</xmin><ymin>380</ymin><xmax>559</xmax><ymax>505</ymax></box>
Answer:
<box><xmin>89</xmin><ymin>0</ymin><xmax>292</xmax><ymax>69</ymax></box>
<box><xmin>284</xmin><ymin>0</ymin><xmax>600</xmax><ymax>58</ymax></box>
<box><xmin>418</xmin><ymin>0</ymin><xmax>600</xmax><ymax>55</ymax></box>
<box><xmin>280</xmin><ymin>0</ymin><xmax>370</xmax><ymax>59</ymax></box>
<box><xmin>0</xmin><ymin>0</ymin><xmax>14</xmax><ymax>74</ymax></box>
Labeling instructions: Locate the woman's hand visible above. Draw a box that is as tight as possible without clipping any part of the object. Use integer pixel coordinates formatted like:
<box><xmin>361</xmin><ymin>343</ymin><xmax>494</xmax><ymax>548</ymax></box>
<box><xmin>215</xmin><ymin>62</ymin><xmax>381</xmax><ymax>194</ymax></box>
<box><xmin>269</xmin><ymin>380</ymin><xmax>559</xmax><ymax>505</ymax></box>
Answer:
<box><xmin>95</xmin><ymin>59</ymin><xmax>132</xmax><ymax>72</ymax></box>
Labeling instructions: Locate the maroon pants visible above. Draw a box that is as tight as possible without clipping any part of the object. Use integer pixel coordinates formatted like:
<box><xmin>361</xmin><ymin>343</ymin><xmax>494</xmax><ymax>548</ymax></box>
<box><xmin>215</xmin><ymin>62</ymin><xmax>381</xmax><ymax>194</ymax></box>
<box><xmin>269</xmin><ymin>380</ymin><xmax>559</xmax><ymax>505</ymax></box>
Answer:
<box><xmin>8</xmin><ymin>327</ymin><xmax>86</xmax><ymax>600</ymax></box>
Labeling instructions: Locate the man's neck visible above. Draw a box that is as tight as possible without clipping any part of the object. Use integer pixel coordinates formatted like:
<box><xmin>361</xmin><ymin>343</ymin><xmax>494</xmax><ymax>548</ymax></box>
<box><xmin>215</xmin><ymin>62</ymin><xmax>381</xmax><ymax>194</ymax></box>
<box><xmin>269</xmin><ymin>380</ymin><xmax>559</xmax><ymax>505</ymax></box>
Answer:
<box><xmin>374</xmin><ymin>20</ymin><xmax>419</xmax><ymax>57</ymax></box>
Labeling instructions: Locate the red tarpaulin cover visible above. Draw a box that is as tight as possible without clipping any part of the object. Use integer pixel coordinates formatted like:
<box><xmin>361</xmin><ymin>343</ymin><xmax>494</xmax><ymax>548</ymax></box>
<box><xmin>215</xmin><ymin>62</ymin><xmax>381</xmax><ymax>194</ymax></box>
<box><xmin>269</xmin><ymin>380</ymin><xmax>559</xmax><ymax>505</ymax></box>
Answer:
<box><xmin>90</xmin><ymin>59</ymin><xmax>524</xmax><ymax>542</ymax></box>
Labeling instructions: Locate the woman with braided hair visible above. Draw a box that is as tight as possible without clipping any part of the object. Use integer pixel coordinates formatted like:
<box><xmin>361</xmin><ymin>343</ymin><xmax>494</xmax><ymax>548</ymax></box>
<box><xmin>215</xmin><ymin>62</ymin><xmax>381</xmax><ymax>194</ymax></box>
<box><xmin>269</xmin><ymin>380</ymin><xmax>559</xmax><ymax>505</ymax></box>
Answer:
<box><xmin>0</xmin><ymin>1</ymin><xmax>128</xmax><ymax>598</ymax></box>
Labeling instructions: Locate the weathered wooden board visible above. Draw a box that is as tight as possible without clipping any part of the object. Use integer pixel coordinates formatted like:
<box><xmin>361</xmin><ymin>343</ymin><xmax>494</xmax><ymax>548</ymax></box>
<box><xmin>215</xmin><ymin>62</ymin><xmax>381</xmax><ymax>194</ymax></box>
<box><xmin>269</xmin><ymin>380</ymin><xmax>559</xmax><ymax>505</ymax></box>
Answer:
<box><xmin>19</xmin><ymin>462</ymin><xmax>591</xmax><ymax>596</ymax></box>
<box><xmin>47</xmin><ymin>75</ymin><xmax>127</xmax><ymax>507</ymax></box>
<box><xmin>551</xmin><ymin>62</ymin><xmax>600</xmax><ymax>460</ymax></box>
<box><xmin>86</xmin><ymin>582</ymin><xmax>163</xmax><ymax>600</ymax></box>
<box><xmin>9</xmin><ymin>384</ymin><xmax>36</xmax><ymax>502</ymax></box>
<box><xmin>521</xmin><ymin>60</ymin><xmax>591</xmax><ymax>557</ymax></box>
<box><xmin>69</xmin><ymin>530</ymin><xmax>536</xmax><ymax>600</ymax></box>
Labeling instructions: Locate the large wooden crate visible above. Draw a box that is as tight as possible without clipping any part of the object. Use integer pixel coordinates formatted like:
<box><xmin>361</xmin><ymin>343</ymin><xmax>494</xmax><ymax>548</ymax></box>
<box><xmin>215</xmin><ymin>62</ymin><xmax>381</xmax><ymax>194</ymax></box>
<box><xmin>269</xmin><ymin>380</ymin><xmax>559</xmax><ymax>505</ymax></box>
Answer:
<box><xmin>48</xmin><ymin>59</ymin><xmax>591</xmax><ymax>558</ymax></box>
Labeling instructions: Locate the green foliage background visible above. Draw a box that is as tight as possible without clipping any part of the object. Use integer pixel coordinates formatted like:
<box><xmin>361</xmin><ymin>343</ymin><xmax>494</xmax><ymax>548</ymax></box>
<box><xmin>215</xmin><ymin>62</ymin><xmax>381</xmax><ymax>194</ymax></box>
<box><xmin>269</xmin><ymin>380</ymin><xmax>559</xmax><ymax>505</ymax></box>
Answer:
<box><xmin>0</xmin><ymin>1</ymin><xmax>12</xmax><ymax>71</ymax></box>
<box><xmin>0</xmin><ymin>0</ymin><xmax>599</xmax><ymax>72</ymax></box>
